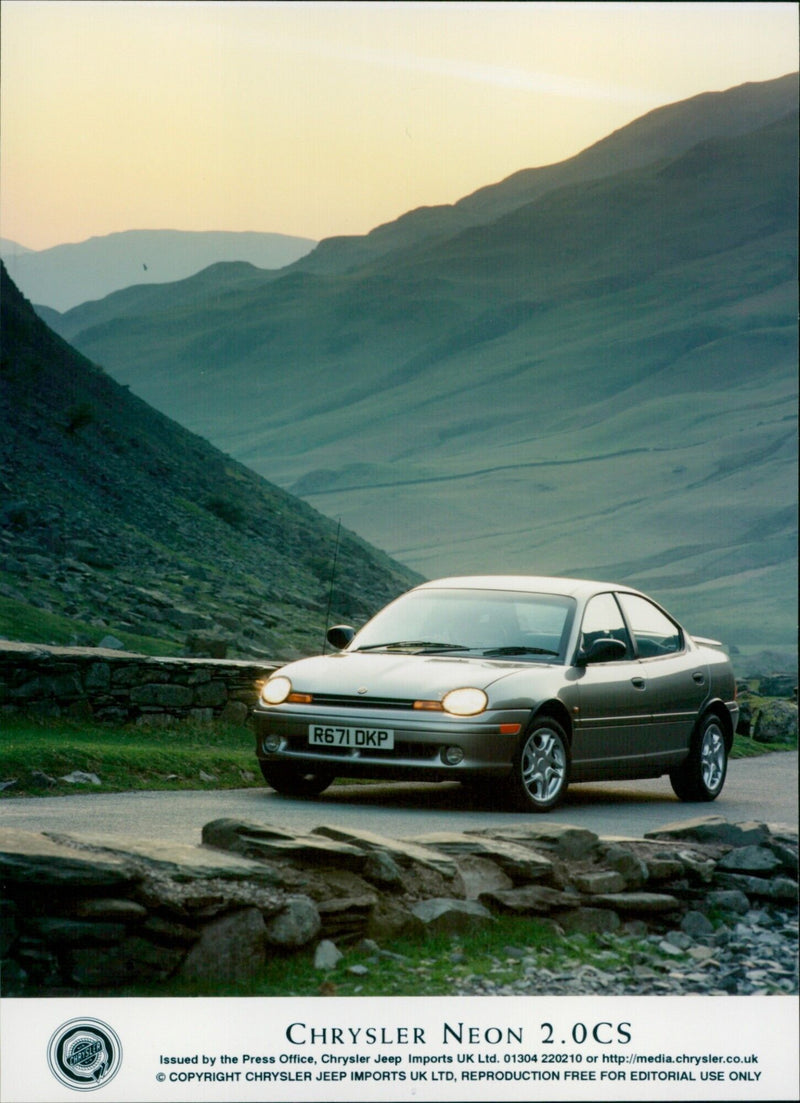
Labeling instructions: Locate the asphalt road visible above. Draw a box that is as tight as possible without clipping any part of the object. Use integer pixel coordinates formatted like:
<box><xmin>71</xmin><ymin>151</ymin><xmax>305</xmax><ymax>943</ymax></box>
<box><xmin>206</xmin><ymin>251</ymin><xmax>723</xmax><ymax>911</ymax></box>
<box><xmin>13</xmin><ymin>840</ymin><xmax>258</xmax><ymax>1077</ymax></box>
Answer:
<box><xmin>2</xmin><ymin>752</ymin><xmax>796</xmax><ymax>845</ymax></box>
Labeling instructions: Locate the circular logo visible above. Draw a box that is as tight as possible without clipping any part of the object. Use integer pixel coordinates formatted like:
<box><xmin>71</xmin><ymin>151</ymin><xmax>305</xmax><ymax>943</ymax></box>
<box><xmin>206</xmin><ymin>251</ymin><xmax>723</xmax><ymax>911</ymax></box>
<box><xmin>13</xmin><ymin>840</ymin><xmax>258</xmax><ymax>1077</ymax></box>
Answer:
<box><xmin>47</xmin><ymin>1019</ymin><xmax>122</xmax><ymax>1092</ymax></box>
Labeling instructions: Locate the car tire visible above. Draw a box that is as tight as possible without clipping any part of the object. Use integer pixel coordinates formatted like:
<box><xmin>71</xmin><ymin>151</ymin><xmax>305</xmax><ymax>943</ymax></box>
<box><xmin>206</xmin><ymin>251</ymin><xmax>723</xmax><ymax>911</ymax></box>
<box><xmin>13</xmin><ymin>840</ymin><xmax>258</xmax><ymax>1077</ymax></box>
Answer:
<box><xmin>669</xmin><ymin>713</ymin><xmax>728</xmax><ymax>802</ymax></box>
<box><xmin>259</xmin><ymin>762</ymin><xmax>335</xmax><ymax>797</ymax></box>
<box><xmin>509</xmin><ymin>717</ymin><xmax>570</xmax><ymax>812</ymax></box>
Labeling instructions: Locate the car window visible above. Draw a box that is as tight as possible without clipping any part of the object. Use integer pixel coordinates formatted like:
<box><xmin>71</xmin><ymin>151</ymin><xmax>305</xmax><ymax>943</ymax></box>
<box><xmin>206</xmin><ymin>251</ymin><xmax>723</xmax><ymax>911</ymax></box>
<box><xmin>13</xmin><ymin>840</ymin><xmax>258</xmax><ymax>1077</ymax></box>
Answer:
<box><xmin>351</xmin><ymin>589</ymin><xmax>575</xmax><ymax>659</ymax></box>
<box><xmin>617</xmin><ymin>592</ymin><xmax>683</xmax><ymax>657</ymax></box>
<box><xmin>579</xmin><ymin>592</ymin><xmax>633</xmax><ymax>658</ymax></box>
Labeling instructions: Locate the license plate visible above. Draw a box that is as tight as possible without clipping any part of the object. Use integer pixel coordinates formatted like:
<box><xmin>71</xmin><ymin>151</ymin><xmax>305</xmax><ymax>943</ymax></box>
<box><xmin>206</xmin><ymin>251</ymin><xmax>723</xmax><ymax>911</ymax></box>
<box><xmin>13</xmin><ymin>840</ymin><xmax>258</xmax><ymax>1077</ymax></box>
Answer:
<box><xmin>309</xmin><ymin>724</ymin><xmax>395</xmax><ymax>749</ymax></box>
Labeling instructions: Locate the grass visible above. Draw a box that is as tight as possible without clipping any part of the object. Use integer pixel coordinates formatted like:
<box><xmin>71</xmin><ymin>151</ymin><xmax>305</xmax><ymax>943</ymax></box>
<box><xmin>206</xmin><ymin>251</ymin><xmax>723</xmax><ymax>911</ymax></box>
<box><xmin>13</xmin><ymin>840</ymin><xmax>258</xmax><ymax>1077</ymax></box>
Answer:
<box><xmin>0</xmin><ymin>714</ymin><xmax>794</xmax><ymax>797</ymax></box>
<box><xmin>0</xmin><ymin>716</ymin><xmax>261</xmax><ymax>795</ymax></box>
<box><xmin>120</xmin><ymin>919</ymin><xmax>664</xmax><ymax>998</ymax></box>
<box><xmin>0</xmin><ymin>594</ymin><xmax>183</xmax><ymax>656</ymax></box>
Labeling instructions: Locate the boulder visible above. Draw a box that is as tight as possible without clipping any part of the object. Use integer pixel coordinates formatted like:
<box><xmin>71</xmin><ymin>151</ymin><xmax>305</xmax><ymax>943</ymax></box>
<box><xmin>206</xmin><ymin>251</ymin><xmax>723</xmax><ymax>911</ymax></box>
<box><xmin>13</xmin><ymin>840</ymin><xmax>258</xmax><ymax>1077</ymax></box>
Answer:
<box><xmin>178</xmin><ymin>908</ymin><xmax>268</xmax><ymax>985</ymax></box>
<box><xmin>408</xmin><ymin>831</ymin><xmax>555</xmax><ymax>883</ymax></box>
<box><xmin>263</xmin><ymin>896</ymin><xmax>321</xmax><ymax>948</ymax></box>
<box><xmin>409</xmin><ymin>898</ymin><xmax>495</xmax><ymax>934</ymax></box>
<box><xmin>752</xmin><ymin>700</ymin><xmax>798</xmax><ymax>744</ymax></box>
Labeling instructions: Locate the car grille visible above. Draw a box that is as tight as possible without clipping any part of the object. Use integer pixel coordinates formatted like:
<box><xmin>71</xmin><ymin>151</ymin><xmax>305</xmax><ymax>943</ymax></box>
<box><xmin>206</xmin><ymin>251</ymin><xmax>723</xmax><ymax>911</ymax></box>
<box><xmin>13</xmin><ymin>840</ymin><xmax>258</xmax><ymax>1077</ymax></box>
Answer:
<box><xmin>307</xmin><ymin>693</ymin><xmax>417</xmax><ymax>710</ymax></box>
<box><xmin>285</xmin><ymin>736</ymin><xmax>440</xmax><ymax>760</ymax></box>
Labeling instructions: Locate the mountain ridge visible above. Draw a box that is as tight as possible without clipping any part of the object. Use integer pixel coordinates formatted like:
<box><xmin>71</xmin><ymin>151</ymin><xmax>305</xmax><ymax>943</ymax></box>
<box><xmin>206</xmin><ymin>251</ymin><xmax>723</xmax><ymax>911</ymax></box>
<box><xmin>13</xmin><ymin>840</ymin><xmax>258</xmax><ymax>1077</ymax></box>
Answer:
<box><xmin>1</xmin><ymin>229</ymin><xmax>317</xmax><ymax>312</ymax></box>
<box><xmin>34</xmin><ymin>75</ymin><xmax>799</xmax><ymax>652</ymax></box>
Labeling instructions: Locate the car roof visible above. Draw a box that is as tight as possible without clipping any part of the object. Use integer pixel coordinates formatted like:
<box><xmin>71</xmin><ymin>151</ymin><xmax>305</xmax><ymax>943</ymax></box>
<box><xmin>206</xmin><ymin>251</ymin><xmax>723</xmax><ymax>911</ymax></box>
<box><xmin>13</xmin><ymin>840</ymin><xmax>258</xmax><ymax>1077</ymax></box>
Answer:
<box><xmin>416</xmin><ymin>575</ymin><xmax>643</xmax><ymax>600</ymax></box>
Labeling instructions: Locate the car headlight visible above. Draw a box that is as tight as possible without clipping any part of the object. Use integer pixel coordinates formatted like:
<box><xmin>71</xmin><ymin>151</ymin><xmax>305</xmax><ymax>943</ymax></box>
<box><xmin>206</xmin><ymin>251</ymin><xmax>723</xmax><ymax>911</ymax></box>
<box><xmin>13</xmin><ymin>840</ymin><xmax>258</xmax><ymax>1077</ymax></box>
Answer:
<box><xmin>441</xmin><ymin>687</ymin><xmax>488</xmax><ymax>717</ymax></box>
<box><xmin>260</xmin><ymin>675</ymin><xmax>292</xmax><ymax>705</ymax></box>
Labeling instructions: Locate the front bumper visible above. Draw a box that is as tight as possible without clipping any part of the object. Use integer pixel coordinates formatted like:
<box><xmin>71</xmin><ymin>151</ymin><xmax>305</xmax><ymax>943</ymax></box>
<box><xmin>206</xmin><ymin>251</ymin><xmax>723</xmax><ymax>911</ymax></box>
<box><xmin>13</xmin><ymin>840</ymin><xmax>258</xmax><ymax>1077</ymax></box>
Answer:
<box><xmin>253</xmin><ymin>704</ymin><xmax>530</xmax><ymax>781</ymax></box>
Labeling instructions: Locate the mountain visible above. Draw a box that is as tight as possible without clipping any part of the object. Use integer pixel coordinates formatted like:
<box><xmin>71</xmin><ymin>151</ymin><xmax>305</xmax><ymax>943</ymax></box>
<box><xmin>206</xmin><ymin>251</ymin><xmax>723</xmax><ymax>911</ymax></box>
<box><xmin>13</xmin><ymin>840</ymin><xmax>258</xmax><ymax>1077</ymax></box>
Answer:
<box><xmin>1</xmin><ymin>229</ymin><xmax>316</xmax><ymax>312</ymax></box>
<box><xmin>42</xmin><ymin>75</ymin><xmax>798</xmax><ymax>654</ymax></box>
<box><xmin>0</xmin><ymin>264</ymin><xmax>420</xmax><ymax>659</ymax></box>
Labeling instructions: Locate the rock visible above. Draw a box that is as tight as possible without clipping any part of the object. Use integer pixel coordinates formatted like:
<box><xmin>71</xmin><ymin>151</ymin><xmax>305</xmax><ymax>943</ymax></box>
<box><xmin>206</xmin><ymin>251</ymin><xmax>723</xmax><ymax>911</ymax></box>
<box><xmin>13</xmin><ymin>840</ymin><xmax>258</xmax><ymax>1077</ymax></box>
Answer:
<box><xmin>573</xmin><ymin>870</ymin><xmax>627</xmax><ymax>894</ymax></box>
<box><xmin>470</xmin><ymin>823</ymin><xmax>599</xmax><ymax>860</ymax></box>
<box><xmin>366</xmin><ymin>897</ymin><xmax>421</xmax><ymax>942</ymax></box>
<box><xmin>603</xmin><ymin>844</ymin><xmax>649</xmax><ymax>888</ymax></box>
<box><xmin>68</xmin><ymin>936</ymin><xmax>179</xmax><ymax>987</ymax></box>
<box><xmin>646</xmin><ymin>817</ymin><xmax>770</xmax><ymax>847</ymax></box>
<box><xmin>681</xmin><ymin>910</ymin><xmax>714</xmax><ymax>936</ymax></box>
<box><xmin>264</xmin><ymin>896</ymin><xmax>321</xmax><ymax>948</ymax></box>
<box><xmin>588</xmin><ymin>892</ymin><xmax>682</xmax><ymax>914</ymax></box>
<box><xmin>752</xmin><ymin>700</ymin><xmax>797</xmax><ymax>743</ymax></box>
<box><xmin>59</xmin><ymin>770</ymin><xmax>102</xmax><ymax>786</ymax></box>
<box><xmin>98</xmin><ymin>635</ymin><xmax>125</xmax><ymax>650</ymax></box>
<box><xmin>707</xmin><ymin>890</ymin><xmax>750</xmax><ymax>915</ymax></box>
<box><xmin>757</xmin><ymin>675</ymin><xmax>797</xmax><ymax>697</ymax></box>
<box><xmin>72</xmin><ymin>898</ymin><xmax>149</xmax><ymax>922</ymax></box>
<box><xmin>409</xmin><ymin>832</ymin><xmax>555</xmax><ymax>883</ymax></box>
<box><xmin>57</xmin><ymin>832</ymin><xmax>284</xmax><ymax>885</ymax></box>
<box><xmin>178</xmin><ymin>908</ymin><xmax>268</xmax><ymax>985</ymax></box>
<box><xmin>315</xmin><ymin>825</ymin><xmax>457</xmax><ymax>878</ymax></box>
<box><xmin>646</xmin><ymin>857</ymin><xmax>685</xmax><ymax>881</ymax></box>
<box><xmin>768</xmin><ymin>877</ymin><xmax>800</xmax><ymax>902</ymax></box>
<box><xmin>362</xmin><ymin>849</ymin><xmax>404</xmax><ymax>888</ymax></box>
<box><xmin>455</xmin><ymin>855</ymin><xmax>514</xmax><ymax>900</ymax></box>
<box><xmin>478</xmin><ymin>885</ymin><xmax>579</xmax><ymax>915</ymax></box>
<box><xmin>718</xmin><ymin>846</ymin><xmax>783</xmax><ymax>876</ymax></box>
<box><xmin>313</xmin><ymin>939</ymin><xmax>343</xmax><ymax>971</ymax></box>
<box><xmin>0</xmin><ymin>829</ymin><xmax>139</xmax><ymax>888</ymax></box>
<box><xmin>677</xmin><ymin>851</ymin><xmax>717</xmax><ymax>882</ymax></box>
<box><xmin>658</xmin><ymin>939</ymin><xmax>687</xmax><ymax>956</ymax></box>
<box><xmin>1</xmin><ymin>818</ymin><xmax>795</xmax><ymax>998</ymax></box>
<box><xmin>203</xmin><ymin>819</ymin><xmax>367</xmax><ymax>871</ymax></box>
<box><xmin>409</xmin><ymin>898</ymin><xmax>495</xmax><ymax>934</ymax></box>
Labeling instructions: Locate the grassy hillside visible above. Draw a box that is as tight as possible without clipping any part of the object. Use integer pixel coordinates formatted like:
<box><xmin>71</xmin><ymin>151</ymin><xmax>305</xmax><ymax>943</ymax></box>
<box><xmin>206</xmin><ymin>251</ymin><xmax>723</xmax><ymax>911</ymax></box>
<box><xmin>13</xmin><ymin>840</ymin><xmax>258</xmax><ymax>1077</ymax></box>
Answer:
<box><xmin>0</xmin><ymin>265</ymin><xmax>420</xmax><ymax>659</ymax></box>
<box><xmin>42</xmin><ymin>77</ymin><xmax>798</xmax><ymax>653</ymax></box>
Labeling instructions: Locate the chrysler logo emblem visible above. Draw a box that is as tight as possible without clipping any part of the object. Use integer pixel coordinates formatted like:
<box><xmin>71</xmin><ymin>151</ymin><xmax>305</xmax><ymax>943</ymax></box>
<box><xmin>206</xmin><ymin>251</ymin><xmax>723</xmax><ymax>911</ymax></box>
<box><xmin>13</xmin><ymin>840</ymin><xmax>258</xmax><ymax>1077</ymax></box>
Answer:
<box><xmin>357</xmin><ymin>686</ymin><xmax>368</xmax><ymax>694</ymax></box>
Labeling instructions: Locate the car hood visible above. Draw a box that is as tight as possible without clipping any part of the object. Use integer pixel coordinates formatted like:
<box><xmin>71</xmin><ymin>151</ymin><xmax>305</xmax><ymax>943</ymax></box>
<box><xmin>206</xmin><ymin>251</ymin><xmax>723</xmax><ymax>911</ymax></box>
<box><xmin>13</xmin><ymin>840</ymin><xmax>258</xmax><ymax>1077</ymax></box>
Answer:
<box><xmin>273</xmin><ymin>650</ymin><xmax>548</xmax><ymax>700</ymax></box>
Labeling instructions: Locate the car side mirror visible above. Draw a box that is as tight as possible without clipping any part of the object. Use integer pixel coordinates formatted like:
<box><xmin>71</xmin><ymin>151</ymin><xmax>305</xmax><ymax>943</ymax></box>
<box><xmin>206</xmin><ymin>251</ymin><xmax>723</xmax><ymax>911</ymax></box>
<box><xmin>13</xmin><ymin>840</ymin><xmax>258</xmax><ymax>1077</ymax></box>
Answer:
<box><xmin>577</xmin><ymin>637</ymin><xmax>627</xmax><ymax>666</ymax></box>
<box><xmin>326</xmin><ymin>624</ymin><xmax>355</xmax><ymax>650</ymax></box>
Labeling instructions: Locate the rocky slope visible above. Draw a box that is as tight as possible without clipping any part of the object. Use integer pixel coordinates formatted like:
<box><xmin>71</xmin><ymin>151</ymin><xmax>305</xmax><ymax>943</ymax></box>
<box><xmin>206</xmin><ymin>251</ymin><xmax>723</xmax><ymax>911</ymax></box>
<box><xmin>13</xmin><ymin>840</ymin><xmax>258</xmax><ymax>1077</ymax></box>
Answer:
<box><xmin>0</xmin><ymin>265</ymin><xmax>420</xmax><ymax>659</ymax></box>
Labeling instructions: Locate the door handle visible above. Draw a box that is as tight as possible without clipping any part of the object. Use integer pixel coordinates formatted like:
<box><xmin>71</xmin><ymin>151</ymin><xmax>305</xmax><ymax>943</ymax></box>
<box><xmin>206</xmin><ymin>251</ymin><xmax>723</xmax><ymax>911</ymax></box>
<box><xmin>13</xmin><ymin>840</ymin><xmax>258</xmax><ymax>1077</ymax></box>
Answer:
<box><xmin>631</xmin><ymin>677</ymin><xmax>646</xmax><ymax>689</ymax></box>
<box><xmin>692</xmin><ymin>671</ymin><xmax>706</xmax><ymax>684</ymax></box>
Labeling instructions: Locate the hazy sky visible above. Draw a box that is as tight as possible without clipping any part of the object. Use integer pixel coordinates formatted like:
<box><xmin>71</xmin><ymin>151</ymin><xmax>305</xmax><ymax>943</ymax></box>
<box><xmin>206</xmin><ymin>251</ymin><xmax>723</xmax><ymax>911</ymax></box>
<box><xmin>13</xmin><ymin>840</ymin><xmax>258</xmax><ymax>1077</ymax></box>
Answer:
<box><xmin>1</xmin><ymin>1</ymin><xmax>797</xmax><ymax>251</ymax></box>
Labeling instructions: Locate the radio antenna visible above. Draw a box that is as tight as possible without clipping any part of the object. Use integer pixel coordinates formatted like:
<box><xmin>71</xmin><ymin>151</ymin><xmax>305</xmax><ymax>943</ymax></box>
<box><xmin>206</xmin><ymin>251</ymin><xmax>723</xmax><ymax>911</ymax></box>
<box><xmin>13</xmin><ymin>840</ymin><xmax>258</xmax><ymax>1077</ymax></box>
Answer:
<box><xmin>322</xmin><ymin>517</ymin><xmax>342</xmax><ymax>653</ymax></box>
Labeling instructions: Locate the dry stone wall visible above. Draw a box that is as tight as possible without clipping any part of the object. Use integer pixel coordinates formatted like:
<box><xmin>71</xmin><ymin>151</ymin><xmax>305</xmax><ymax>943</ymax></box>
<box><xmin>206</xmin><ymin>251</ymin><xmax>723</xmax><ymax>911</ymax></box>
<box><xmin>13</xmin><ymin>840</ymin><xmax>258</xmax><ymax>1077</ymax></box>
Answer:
<box><xmin>1</xmin><ymin>815</ymin><xmax>796</xmax><ymax>997</ymax></box>
<box><xmin>0</xmin><ymin>641</ymin><xmax>277</xmax><ymax>725</ymax></box>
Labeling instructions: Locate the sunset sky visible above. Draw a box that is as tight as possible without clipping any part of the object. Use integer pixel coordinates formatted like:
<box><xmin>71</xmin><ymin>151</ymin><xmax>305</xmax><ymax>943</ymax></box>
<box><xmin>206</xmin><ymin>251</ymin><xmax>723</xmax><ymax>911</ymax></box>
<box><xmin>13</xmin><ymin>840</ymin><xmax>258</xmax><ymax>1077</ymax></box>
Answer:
<box><xmin>1</xmin><ymin>1</ymin><xmax>797</xmax><ymax>252</ymax></box>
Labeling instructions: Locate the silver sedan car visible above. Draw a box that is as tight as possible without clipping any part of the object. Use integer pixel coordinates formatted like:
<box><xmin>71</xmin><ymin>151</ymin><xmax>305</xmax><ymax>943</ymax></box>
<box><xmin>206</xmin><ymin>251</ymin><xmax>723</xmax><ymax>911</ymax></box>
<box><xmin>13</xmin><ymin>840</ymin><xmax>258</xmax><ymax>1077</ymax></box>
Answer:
<box><xmin>253</xmin><ymin>576</ymin><xmax>739</xmax><ymax>811</ymax></box>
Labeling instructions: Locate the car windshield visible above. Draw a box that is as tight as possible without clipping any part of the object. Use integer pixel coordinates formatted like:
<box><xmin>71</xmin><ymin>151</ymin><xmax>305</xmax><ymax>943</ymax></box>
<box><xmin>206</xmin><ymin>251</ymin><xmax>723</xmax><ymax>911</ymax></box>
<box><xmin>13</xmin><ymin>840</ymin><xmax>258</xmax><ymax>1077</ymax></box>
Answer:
<box><xmin>351</xmin><ymin>588</ymin><xmax>575</xmax><ymax>661</ymax></box>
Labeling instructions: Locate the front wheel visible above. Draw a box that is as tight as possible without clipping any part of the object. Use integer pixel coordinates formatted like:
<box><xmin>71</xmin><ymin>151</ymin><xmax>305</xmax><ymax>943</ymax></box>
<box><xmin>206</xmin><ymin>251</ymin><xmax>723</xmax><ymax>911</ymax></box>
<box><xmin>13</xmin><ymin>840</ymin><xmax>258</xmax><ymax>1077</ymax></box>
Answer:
<box><xmin>669</xmin><ymin>714</ymin><xmax>728</xmax><ymax>801</ymax></box>
<box><xmin>508</xmin><ymin>718</ymin><xmax>570</xmax><ymax>812</ymax></box>
<box><xmin>259</xmin><ymin>761</ymin><xmax>335</xmax><ymax>797</ymax></box>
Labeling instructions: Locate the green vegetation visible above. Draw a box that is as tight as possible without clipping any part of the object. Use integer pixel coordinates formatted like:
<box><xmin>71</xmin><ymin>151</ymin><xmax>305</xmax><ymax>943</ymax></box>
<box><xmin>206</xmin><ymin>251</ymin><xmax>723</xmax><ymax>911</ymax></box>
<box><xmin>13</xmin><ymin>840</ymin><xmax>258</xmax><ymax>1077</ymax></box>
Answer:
<box><xmin>0</xmin><ymin>714</ymin><xmax>793</xmax><ymax>798</ymax></box>
<box><xmin>0</xmin><ymin>717</ymin><xmax>261</xmax><ymax>795</ymax></box>
<box><xmin>0</xmin><ymin>595</ymin><xmax>182</xmax><ymax>656</ymax></box>
<box><xmin>122</xmin><ymin>921</ymin><xmax>704</xmax><ymax>998</ymax></box>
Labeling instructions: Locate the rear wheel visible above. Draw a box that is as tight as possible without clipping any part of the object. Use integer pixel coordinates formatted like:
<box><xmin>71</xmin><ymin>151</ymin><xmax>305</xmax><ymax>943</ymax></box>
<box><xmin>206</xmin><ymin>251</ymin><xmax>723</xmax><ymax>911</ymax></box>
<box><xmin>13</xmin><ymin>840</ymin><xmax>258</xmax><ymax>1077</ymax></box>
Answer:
<box><xmin>259</xmin><ymin>762</ymin><xmax>335</xmax><ymax>797</ymax></box>
<box><xmin>670</xmin><ymin>713</ymin><xmax>728</xmax><ymax>801</ymax></box>
<box><xmin>509</xmin><ymin>717</ymin><xmax>570</xmax><ymax>812</ymax></box>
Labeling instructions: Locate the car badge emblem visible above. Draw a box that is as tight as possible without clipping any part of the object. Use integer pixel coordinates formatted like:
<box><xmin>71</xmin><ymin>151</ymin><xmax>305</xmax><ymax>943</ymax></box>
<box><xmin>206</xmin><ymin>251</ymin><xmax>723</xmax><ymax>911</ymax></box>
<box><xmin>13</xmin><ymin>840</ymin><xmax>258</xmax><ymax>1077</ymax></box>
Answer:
<box><xmin>357</xmin><ymin>686</ymin><xmax>368</xmax><ymax>694</ymax></box>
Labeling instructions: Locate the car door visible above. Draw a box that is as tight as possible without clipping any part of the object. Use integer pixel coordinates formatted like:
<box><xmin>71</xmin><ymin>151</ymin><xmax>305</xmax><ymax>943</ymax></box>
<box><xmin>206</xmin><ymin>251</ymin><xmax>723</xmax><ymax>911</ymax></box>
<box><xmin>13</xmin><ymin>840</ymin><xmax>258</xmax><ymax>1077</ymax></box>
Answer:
<box><xmin>616</xmin><ymin>592</ymin><xmax>708</xmax><ymax>756</ymax></box>
<box><xmin>571</xmin><ymin>591</ymin><xmax>651</xmax><ymax>773</ymax></box>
